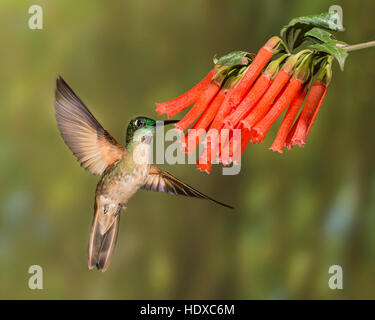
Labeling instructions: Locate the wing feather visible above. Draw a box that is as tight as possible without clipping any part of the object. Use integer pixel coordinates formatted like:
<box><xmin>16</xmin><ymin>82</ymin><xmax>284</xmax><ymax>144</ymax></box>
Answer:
<box><xmin>54</xmin><ymin>76</ymin><xmax>124</xmax><ymax>175</ymax></box>
<box><xmin>142</xmin><ymin>166</ymin><xmax>233</xmax><ymax>209</ymax></box>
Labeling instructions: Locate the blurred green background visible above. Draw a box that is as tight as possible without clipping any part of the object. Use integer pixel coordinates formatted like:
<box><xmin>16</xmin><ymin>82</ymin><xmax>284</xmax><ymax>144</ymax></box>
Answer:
<box><xmin>0</xmin><ymin>0</ymin><xmax>374</xmax><ymax>299</ymax></box>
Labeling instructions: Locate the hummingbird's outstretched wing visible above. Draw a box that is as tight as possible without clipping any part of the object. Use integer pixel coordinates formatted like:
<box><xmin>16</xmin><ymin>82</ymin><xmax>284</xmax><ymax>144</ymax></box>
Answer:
<box><xmin>54</xmin><ymin>76</ymin><xmax>124</xmax><ymax>175</ymax></box>
<box><xmin>142</xmin><ymin>165</ymin><xmax>234</xmax><ymax>209</ymax></box>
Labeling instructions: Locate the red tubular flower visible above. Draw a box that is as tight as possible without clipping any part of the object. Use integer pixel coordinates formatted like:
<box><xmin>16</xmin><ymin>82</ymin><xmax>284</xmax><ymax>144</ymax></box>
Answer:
<box><xmin>284</xmin><ymin>114</ymin><xmax>300</xmax><ymax>150</ymax></box>
<box><xmin>218</xmin><ymin>128</ymin><xmax>234</xmax><ymax>165</ymax></box>
<box><xmin>209</xmin><ymin>86</ymin><xmax>236</xmax><ymax>132</ymax></box>
<box><xmin>180</xmin><ymin>120</ymin><xmax>199</xmax><ymax>154</ymax></box>
<box><xmin>156</xmin><ymin>68</ymin><xmax>217</xmax><ymax>118</ymax></box>
<box><xmin>197</xmin><ymin>130</ymin><xmax>220</xmax><ymax>174</ymax></box>
<box><xmin>228</xmin><ymin>36</ymin><xmax>284</xmax><ymax>108</ymax></box>
<box><xmin>211</xmin><ymin>91</ymin><xmax>236</xmax><ymax>161</ymax></box>
<box><xmin>240</xmin><ymin>54</ymin><xmax>297</xmax><ymax>132</ymax></box>
<box><xmin>270</xmin><ymin>88</ymin><xmax>307</xmax><ymax>153</ymax></box>
<box><xmin>250</xmin><ymin>53</ymin><xmax>311</xmax><ymax>144</ymax></box>
<box><xmin>182</xmin><ymin>89</ymin><xmax>226</xmax><ymax>156</ymax></box>
<box><xmin>228</xmin><ymin>126</ymin><xmax>253</xmax><ymax>165</ymax></box>
<box><xmin>197</xmin><ymin>131</ymin><xmax>219</xmax><ymax>173</ymax></box>
<box><xmin>220</xmin><ymin>54</ymin><xmax>289</xmax><ymax>159</ymax></box>
<box><xmin>175</xmin><ymin>81</ymin><xmax>221</xmax><ymax>132</ymax></box>
<box><xmin>219</xmin><ymin>58</ymin><xmax>283</xmax><ymax>158</ymax></box>
<box><xmin>306</xmin><ymin>85</ymin><xmax>328</xmax><ymax>135</ymax></box>
<box><xmin>291</xmin><ymin>82</ymin><xmax>328</xmax><ymax>147</ymax></box>
<box><xmin>200</xmin><ymin>86</ymin><xmax>236</xmax><ymax>168</ymax></box>
<box><xmin>197</xmin><ymin>158</ymin><xmax>212</xmax><ymax>174</ymax></box>
<box><xmin>250</xmin><ymin>78</ymin><xmax>303</xmax><ymax>144</ymax></box>
<box><xmin>196</xmin><ymin>67</ymin><xmax>248</xmax><ymax>172</ymax></box>
<box><xmin>223</xmin><ymin>68</ymin><xmax>274</xmax><ymax>130</ymax></box>
<box><xmin>290</xmin><ymin>57</ymin><xmax>332</xmax><ymax>147</ymax></box>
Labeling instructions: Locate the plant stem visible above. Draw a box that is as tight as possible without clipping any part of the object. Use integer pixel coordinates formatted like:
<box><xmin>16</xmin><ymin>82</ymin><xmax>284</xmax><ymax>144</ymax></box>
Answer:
<box><xmin>339</xmin><ymin>40</ymin><xmax>375</xmax><ymax>52</ymax></box>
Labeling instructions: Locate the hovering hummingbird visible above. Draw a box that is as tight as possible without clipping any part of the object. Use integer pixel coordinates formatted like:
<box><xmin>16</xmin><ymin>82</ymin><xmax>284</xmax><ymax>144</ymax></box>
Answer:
<box><xmin>54</xmin><ymin>77</ymin><xmax>233</xmax><ymax>272</ymax></box>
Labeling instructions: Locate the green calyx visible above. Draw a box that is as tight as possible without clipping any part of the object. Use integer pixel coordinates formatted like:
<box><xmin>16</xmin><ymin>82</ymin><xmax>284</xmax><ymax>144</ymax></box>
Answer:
<box><xmin>292</xmin><ymin>51</ymin><xmax>314</xmax><ymax>82</ymax></box>
<box><xmin>213</xmin><ymin>51</ymin><xmax>256</xmax><ymax>86</ymax></box>
<box><xmin>221</xmin><ymin>65</ymin><xmax>248</xmax><ymax>90</ymax></box>
<box><xmin>265</xmin><ymin>36</ymin><xmax>290</xmax><ymax>55</ymax></box>
<box><xmin>281</xmin><ymin>49</ymin><xmax>311</xmax><ymax>74</ymax></box>
<box><xmin>212</xmin><ymin>65</ymin><xmax>231</xmax><ymax>86</ymax></box>
<box><xmin>312</xmin><ymin>56</ymin><xmax>333</xmax><ymax>85</ymax></box>
<box><xmin>264</xmin><ymin>53</ymin><xmax>290</xmax><ymax>79</ymax></box>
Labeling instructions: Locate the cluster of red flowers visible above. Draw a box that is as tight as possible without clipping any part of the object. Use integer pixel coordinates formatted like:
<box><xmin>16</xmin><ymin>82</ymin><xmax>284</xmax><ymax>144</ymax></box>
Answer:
<box><xmin>156</xmin><ymin>36</ymin><xmax>332</xmax><ymax>173</ymax></box>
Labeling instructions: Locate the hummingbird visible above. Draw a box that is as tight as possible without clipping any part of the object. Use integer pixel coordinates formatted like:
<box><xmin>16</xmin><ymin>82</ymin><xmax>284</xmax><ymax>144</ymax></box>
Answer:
<box><xmin>54</xmin><ymin>77</ymin><xmax>233</xmax><ymax>272</ymax></box>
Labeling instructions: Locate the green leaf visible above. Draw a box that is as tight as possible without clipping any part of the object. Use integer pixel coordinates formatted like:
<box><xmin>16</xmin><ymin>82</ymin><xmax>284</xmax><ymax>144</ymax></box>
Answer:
<box><xmin>305</xmin><ymin>28</ymin><xmax>334</xmax><ymax>43</ymax></box>
<box><xmin>305</xmin><ymin>27</ymin><xmax>346</xmax><ymax>45</ymax></box>
<box><xmin>308</xmin><ymin>42</ymin><xmax>348</xmax><ymax>71</ymax></box>
<box><xmin>214</xmin><ymin>51</ymin><xmax>254</xmax><ymax>67</ymax></box>
<box><xmin>281</xmin><ymin>11</ymin><xmax>345</xmax><ymax>50</ymax></box>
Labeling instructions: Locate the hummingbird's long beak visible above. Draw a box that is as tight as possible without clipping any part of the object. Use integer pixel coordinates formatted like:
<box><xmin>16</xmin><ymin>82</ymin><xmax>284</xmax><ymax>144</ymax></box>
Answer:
<box><xmin>160</xmin><ymin>120</ymin><xmax>180</xmax><ymax>126</ymax></box>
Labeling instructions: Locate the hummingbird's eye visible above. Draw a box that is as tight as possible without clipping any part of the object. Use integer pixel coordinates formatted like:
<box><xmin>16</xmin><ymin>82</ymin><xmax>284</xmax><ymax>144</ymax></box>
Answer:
<box><xmin>135</xmin><ymin>119</ymin><xmax>145</xmax><ymax>128</ymax></box>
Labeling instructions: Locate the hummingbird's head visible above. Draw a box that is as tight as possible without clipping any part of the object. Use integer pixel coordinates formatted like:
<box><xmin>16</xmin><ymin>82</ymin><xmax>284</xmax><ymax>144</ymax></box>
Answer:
<box><xmin>125</xmin><ymin>116</ymin><xmax>178</xmax><ymax>148</ymax></box>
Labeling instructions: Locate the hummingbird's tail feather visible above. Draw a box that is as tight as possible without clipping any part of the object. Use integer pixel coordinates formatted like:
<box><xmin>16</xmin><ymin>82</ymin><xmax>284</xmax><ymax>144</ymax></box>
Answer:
<box><xmin>95</xmin><ymin>215</ymin><xmax>120</xmax><ymax>272</ymax></box>
<box><xmin>88</xmin><ymin>197</ymin><xmax>122</xmax><ymax>272</ymax></box>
